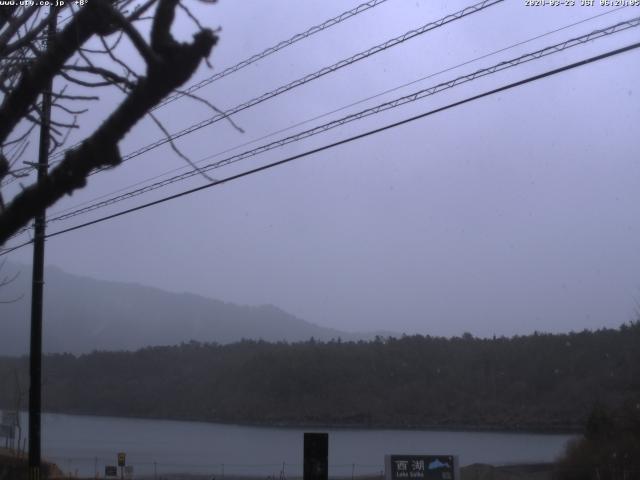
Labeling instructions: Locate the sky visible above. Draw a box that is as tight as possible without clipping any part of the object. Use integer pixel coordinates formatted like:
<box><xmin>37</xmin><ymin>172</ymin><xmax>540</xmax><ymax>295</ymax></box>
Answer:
<box><xmin>2</xmin><ymin>0</ymin><xmax>640</xmax><ymax>338</ymax></box>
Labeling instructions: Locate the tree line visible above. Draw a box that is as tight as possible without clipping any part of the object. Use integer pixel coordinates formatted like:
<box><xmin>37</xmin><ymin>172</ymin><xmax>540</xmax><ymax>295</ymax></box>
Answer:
<box><xmin>1</xmin><ymin>323</ymin><xmax>639</xmax><ymax>431</ymax></box>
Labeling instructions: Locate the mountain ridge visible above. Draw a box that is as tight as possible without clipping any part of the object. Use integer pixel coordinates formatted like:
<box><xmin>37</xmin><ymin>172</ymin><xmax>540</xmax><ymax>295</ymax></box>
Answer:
<box><xmin>0</xmin><ymin>262</ymin><xmax>393</xmax><ymax>355</ymax></box>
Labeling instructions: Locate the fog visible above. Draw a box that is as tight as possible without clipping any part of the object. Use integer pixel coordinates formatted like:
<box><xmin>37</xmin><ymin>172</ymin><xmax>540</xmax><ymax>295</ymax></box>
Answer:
<box><xmin>3</xmin><ymin>0</ymin><xmax>640</xmax><ymax>338</ymax></box>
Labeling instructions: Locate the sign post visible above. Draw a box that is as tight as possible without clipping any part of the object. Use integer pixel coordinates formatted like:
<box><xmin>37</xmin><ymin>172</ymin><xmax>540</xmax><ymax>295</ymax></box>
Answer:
<box><xmin>117</xmin><ymin>452</ymin><xmax>126</xmax><ymax>480</ymax></box>
<box><xmin>1</xmin><ymin>412</ymin><xmax>18</xmax><ymax>449</ymax></box>
<box><xmin>0</xmin><ymin>424</ymin><xmax>15</xmax><ymax>450</ymax></box>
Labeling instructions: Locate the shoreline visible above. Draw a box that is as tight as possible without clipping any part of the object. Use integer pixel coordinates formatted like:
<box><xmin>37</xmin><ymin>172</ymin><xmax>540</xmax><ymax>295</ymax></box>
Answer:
<box><xmin>3</xmin><ymin>407</ymin><xmax>582</xmax><ymax>435</ymax></box>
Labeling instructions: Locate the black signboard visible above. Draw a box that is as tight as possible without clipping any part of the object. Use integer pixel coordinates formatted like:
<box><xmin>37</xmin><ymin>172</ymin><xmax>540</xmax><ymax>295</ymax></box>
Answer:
<box><xmin>105</xmin><ymin>466</ymin><xmax>118</xmax><ymax>477</ymax></box>
<box><xmin>304</xmin><ymin>432</ymin><xmax>328</xmax><ymax>480</ymax></box>
<box><xmin>389</xmin><ymin>455</ymin><xmax>455</xmax><ymax>480</ymax></box>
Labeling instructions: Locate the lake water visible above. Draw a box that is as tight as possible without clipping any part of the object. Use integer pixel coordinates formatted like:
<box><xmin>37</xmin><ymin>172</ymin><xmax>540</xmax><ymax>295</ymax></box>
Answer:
<box><xmin>4</xmin><ymin>411</ymin><xmax>576</xmax><ymax>477</ymax></box>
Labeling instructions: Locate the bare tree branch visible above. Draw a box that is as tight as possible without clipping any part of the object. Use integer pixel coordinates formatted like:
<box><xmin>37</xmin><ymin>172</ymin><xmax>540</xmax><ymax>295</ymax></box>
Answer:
<box><xmin>0</xmin><ymin>6</ymin><xmax>38</xmax><ymax>54</ymax></box>
<box><xmin>0</xmin><ymin>7</ymin><xmax>56</xmax><ymax>57</ymax></box>
<box><xmin>148</xmin><ymin>110</ymin><xmax>215</xmax><ymax>182</ymax></box>
<box><xmin>0</xmin><ymin>257</ymin><xmax>23</xmax><ymax>303</ymax></box>
<box><xmin>0</xmin><ymin>0</ymin><xmax>218</xmax><ymax>244</ymax></box>
<box><xmin>63</xmin><ymin>64</ymin><xmax>135</xmax><ymax>89</ymax></box>
<box><xmin>0</xmin><ymin>2</ymin><xmax>112</xmax><ymax>144</ymax></box>
<box><xmin>174</xmin><ymin>88</ymin><xmax>244</xmax><ymax>134</ymax></box>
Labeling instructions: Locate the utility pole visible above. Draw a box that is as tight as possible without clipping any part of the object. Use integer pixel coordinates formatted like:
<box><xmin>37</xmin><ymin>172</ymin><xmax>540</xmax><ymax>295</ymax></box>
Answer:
<box><xmin>28</xmin><ymin>7</ymin><xmax>56</xmax><ymax>480</ymax></box>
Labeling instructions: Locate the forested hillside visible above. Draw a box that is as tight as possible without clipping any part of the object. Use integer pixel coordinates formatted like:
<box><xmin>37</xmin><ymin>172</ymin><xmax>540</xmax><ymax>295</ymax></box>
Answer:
<box><xmin>1</xmin><ymin>324</ymin><xmax>638</xmax><ymax>431</ymax></box>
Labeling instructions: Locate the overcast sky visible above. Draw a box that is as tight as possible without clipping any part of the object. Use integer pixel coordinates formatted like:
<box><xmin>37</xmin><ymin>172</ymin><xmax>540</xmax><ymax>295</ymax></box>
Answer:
<box><xmin>3</xmin><ymin>0</ymin><xmax>640</xmax><ymax>337</ymax></box>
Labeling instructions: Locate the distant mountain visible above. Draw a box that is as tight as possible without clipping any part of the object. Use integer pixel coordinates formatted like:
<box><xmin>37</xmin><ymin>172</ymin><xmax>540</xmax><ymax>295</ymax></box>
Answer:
<box><xmin>0</xmin><ymin>263</ymin><xmax>386</xmax><ymax>355</ymax></box>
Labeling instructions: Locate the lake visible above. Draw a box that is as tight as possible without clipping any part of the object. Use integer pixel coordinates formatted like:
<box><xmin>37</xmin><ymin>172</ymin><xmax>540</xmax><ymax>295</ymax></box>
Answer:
<box><xmin>4</xmin><ymin>411</ymin><xmax>576</xmax><ymax>477</ymax></box>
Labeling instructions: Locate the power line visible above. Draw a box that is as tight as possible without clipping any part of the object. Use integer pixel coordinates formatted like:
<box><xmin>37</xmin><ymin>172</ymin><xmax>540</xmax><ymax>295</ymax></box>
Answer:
<box><xmin>39</xmin><ymin>42</ymin><xmax>640</xmax><ymax>238</ymax></box>
<box><xmin>38</xmin><ymin>16</ymin><xmax>640</xmax><ymax>227</ymax></box>
<box><xmin>46</xmin><ymin>0</ymin><xmax>504</xmax><ymax>171</ymax></box>
<box><xmin>1</xmin><ymin>0</ymin><xmax>393</xmax><ymax>186</ymax></box>
<box><xmin>45</xmin><ymin>5</ymin><xmax>628</xmax><ymax>220</ymax></box>
<box><xmin>156</xmin><ymin>0</ymin><xmax>393</xmax><ymax>109</ymax></box>
<box><xmin>113</xmin><ymin>0</ymin><xmax>504</xmax><ymax>166</ymax></box>
<box><xmin>6</xmin><ymin>14</ymin><xmax>638</xmax><ymax>244</ymax></box>
<box><xmin>0</xmin><ymin>239</ymin><xmax>33</xmax><ymax>257</ymax></box>
<box><xmin>3</xmin><ymin>40</ymin><xmax>638</xmax><ymax>256</ymax></box>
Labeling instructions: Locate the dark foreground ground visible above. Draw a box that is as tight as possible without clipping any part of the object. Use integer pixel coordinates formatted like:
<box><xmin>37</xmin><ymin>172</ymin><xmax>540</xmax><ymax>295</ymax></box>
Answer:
<box><xmin>1</xmin><ymin>463</ymin><xmax>556</xmax><ymax>480</ymax></box>
<box><xmin>1</xmin><ymin>449</ymin><xmax>555</xmax><ymax>480</ymax></box>
<box><xmin>132</xmin><ymin>464</ymin><xmax>555</xmax><ymax>480</ymax></box>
